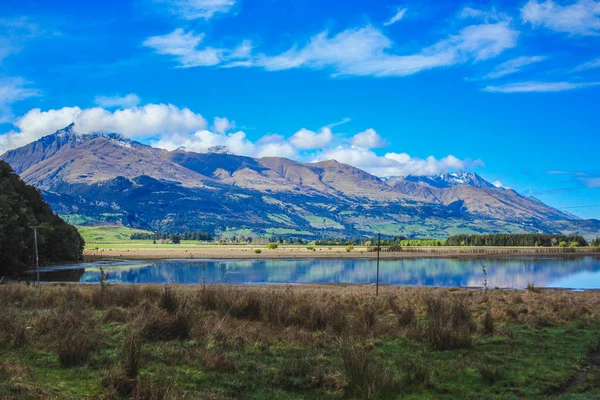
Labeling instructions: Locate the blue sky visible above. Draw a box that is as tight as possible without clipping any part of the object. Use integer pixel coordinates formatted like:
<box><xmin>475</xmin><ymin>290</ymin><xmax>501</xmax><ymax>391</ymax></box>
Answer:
<box><xmin>0</xmin><ymin>0</ymin><xmax>599</xmax><ymax>218</ymax></box>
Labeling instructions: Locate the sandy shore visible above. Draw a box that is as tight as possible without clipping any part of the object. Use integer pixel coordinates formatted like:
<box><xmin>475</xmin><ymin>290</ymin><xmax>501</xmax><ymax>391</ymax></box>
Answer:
<box><xmin>83</xmin><ymin>245</ymin><xmax>600</xmax><ymax>261</ymax></box>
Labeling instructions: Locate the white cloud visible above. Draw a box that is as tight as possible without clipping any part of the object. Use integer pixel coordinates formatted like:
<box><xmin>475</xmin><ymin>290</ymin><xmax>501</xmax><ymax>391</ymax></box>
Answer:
<box><xmin>0</xmin><ymin>104</ymin><xmax>207</xmax><ymax>154</ymax></box>
<box><xmin>153</xmin><ymin>129</ymin><xmax>256</xmax><ymax>155</ymax></box>
<box><xmin>145</xmin><ymin>20</ymin><xmax>518</xmax><ymax>78</ymax></box>
<box><xmin>314</xmin><ymin>146</ymin><xmax>481</xmax><ymax>177</ymax></box>
<box><xmin>143</xmin><ymin>29</ymin><xmax>221</xmax><ymax>67</ymax></box>
<box><xmin>212</xmin><ymin>116</ymin><xmax>234</xmax><ymax>134</ymax></box>
<box><xmin>255</xmin><ymin>22</ymin><xmax>519</xmax><ymax>77</ymax></box>
<box><xmin>483</xmin><ymin>80</ymin><xmax>600</xmax><ymax>93</ymax></box>
<box><xmin>1</xmin><ymin>104</ymin><xmax>485</xmax><ymax>179</ymax></box>
<box><xmin>143</xmin><ymin>28</ymin><xmax>251</xmax><ymax>68</ymax></box>
<box><xmin>493</xmin><ymin>180</ymin><xmax>504</xmax><ymax>188</ymax></box>
<box><xmin>575</xmin><ymin>56</ymin><xmax>600</xmax><ymax>70</ymax></box>
<box><xmin>154</xmin><ymin>0</ymin><xmax>236</xmax><ymax>20</ymax></box>
<box><xmin>0</xmin><ymin>17</ymin><xmax>42</xmax><ymax>62</ymax></box>
<box><xmin>289</xmin><ymin>127</ymin><xmax>333</xmax><ymax>149</ymax></box>
<box><xmin>384</xmin><ymin>7</ymin><xmax>408</xmax><ymax>26</ymax></box>
<box><xmin>255</xmin><ymin>134</ymin><xmax>297</xmax><ymax>158</ymax></box>
<box><xmin>0</xmin><ymin>77</ymin><xmax>40</xmax><ymax>122</ymax></box>
<box><xmin>325</xmin><ymin>117</ymin><xmax>352</xmax><ymax>129</ymax></box>
<box><xmin>581</xmin><ymin>177</ymin><xmax>600</xmax><ymax>188</ymax></box>
<box><xmin>350</xmin><ymin>128</ymin><xmax>388</xmax><ymax>148</ymax></box>
<box><xmin>521</xmin><ymin>0</ymin><xmax>600</xmax><ymax>36</ymax></box>
<box><xmin>484</xmin><ymin>55</ymin><xmax>547</xmax><ymax>79</ymax></box>
<box><xmin>94</xmin><ymin>93</ymin><xmax>141</xmax><ymax>108</ymax></box>
<box><xmin>459</xmin><ymin>7</ymin><xmax>508</xmax><ymax>22</ymax></box>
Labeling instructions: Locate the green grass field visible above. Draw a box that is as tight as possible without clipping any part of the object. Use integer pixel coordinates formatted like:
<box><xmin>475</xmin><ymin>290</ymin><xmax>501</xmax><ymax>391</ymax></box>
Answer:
<box><xmin>1</xmin><ymin>285</ymin><xmax>599</xmax><ymax>399</ymax></box>
<box><xmin>76</xmin><ymin>226</ymin><xmax>153</xmax><ymax>243</ymax></box>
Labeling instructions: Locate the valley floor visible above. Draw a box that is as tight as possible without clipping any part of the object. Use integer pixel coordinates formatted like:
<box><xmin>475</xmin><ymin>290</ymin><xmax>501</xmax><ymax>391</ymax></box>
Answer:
<box><xmin>1</xmin><ymin>284</ymin><xmax>600</xmax><ymax>399</ymax></box>
<box><xmin>83</xmin><ymin>244</ymin><xmax>600</xmax><ymax>261</ymax></box>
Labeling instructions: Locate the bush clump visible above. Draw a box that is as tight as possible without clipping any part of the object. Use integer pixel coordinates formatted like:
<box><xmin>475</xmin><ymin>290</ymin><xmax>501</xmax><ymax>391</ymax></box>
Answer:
<box><xmin>422</xmin><ymin>295</ymin><xmax>474</xmax><ymax>350</ymax></box>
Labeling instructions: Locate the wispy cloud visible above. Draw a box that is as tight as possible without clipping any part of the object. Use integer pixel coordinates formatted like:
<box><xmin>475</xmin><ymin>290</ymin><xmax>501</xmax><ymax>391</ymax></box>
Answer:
<box><xmin>153</xmin><ymin>0</ymin><xmax>236</xmax><ymax>20</ymax></box>
<box><xmin>484</xmin><ymin>55</ymin><xmax>547</xmax><ymax>79</ymax></box>
<box><xmin>581</xmin><ymin>177</ymin><xmax>600</xmax><ymax>188</ymax></box>
<box><xmin>521</xmin><ymin>0</ymin><xmax>600</xmax><ymax>36</ymax></box>
<box><xmin>144</xmin><ymin>17</ymin><xmax>518</xmax><ymax>78</ymax></box>
<box><xmin>94</xmin><ymin>93</ymin><xmax>141</xmax><ymax>108</ymax></box>
<box><xmin>384</xmin><ymin>7</ymin><xmax>408</xmax><ymax>26</ymax></box>
<box><xmin>459</xmin><ymin>7</ymin><xmax>508</xmax><ymax>23</ymax></box>
<box><xmin>143</xmin><ymin>29</ymin><xmax>250</xmax><ymax>67</ymax></box>
<box><xmin>254</xmin><ymin>22</ymin><xmax>518</xmax><ymax>77</ymax></box>
<box><xmin>0</xmin><ymin>77</ymin><xmax>40</xmax><ymax>122</ymax></box>
<box><xmin>325</xmin><ymin>117</ymin><xmax>351</xmax><ymax>129</ymax></box>
<box><xmin>0</xmin><ymin>17</ymin><xmax>43</xmax><ymax>62</ymax></box>
<box><xmin>483</xmin><ymin>81</ymin><xmax>600</xmax><ymax>93</ymax></box>
<box><xmin>575</xmin><ymin>56</ymin><xmax>600</xmax><ymax>71</ymax></box>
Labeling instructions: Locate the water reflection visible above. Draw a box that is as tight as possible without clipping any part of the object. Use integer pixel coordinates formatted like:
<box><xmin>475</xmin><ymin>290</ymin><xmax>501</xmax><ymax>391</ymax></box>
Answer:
<box><xmin>36</xmin><ymin>256</ymin><xmax>600</xmax><ymax>289</ymax></box>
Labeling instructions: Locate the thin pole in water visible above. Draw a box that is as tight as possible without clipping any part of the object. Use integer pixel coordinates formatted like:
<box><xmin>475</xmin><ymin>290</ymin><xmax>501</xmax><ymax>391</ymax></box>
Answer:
<box><xmin>376</xmin><ymin>232</ymin><xmax>380</xmax><ymax>296</ymax></box>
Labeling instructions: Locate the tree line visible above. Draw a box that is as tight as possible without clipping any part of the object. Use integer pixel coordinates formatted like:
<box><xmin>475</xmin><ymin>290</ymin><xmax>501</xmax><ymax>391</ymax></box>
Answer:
<box><xmin>593</xmin><ymin>237</ymin><xmax>600</xmax><ymax>247</ymax></box>
<box><xmin>130</xmin><ymin>231</ymin><xmax>212</xmax><ymax>241</ymax></box>
<box><xmin>0</xmin><ymin>161</ymin><xmax>85</xmax><ymax>277</ymax></box>
<box><xmin>446</xmin><ymin>233</ymin><xmax>589</xmax><ymax>247</ymax></box>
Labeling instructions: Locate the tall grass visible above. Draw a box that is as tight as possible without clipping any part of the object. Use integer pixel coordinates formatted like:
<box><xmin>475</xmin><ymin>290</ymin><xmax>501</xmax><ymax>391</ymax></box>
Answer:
<box><xmin>422</xmin><ymin>294</ymin><xmax>474</xmax><ymax>350</ymax></box>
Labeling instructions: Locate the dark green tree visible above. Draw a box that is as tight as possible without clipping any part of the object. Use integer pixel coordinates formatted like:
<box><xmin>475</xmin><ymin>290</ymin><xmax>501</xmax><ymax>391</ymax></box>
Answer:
<box><xmin>0</xmin><ymin>161</ymin><xmax>85</xmax><ymax>277</ymax></box>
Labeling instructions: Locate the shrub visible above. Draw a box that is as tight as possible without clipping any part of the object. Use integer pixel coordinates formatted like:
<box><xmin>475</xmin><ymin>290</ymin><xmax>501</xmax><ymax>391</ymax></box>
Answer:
<box><xmin>340</xmin><ymin>342</ymin><xmax>401</xmax><ymax>398</ymax></box>
<box><xmin>103</xmin><ymin>306</ymin><xmax>130</xmax><ymax>324</ymax></box>
<box><xmin>306</xmin><ymin>246</ymin><xmax>315</xmax><ymax>251</ymax></box>
<box><xmin>422</xmin><ymin>294</ymin><xmax>474</xmax><ymax>350</ymax></box>
<box><xmin>254</xmin><ymin>249</ymin><xmax>262</xmax><ymax>254</ymax></box>
<box><xmin>201</xmin><ymin>349</ymin><xmax>236</xmax><ymax>372</ymax></box>
<box><xmin>159</xmin><ymin>285</ymin><xmax>179</xmax><ymax>315</ymax></box>
<box><xmin>272</xmin><ymin>357</ymin><xmax>313</xmax><ymax>391</ymax></box>
<box><xmin>389</xmin><ymin>301</ymin><xmax>416</xmax><ymax>327</ymax></box>
<box><xmin>267</xmin><ymin>243</ymin><xmax>279</xmax><ymax>249</ymax></box>
<box><xmin>527</xmin><ymin>283</ymin><xmax>541</xmax><ymax>293</ymax></box>
<box><xmin>476</xmin><ymin>362</ymin><xmax>503</xmax><ymax>384</ymax></box>
<box><xmin>121</xmin><ymin>331</ymin><xmax>141</xmax><ymax>379</ymax></box>
<box><xmin>346</xmin><ymin>245</ymin><xmax>354</xmax><ymax>252</ymax></box>
<box><xmin>401</xmin><ymin>358</ymin><xmax>431</xmax><ymax>388</ymax></box>
<box><xmin>481</xmin><ymin>311</ymin><xmax>494</xmax><ymax>335</ymax></box>
<box><xmin>558</xmin><ymin>241</ymin><xmax>567</xmax><ymax>247</ymax></box>
<box><xmin>141</xmin><ymin>311</ymin><xmax>190</xmax><ymax>341</ymax></box>
<box><xmin>360</xmin><ymin>303</ymin><xmax>377</xmax><ymax>334</ymax></box>
<box><xmin>57</xmin><ymin>326</ymin><xmax>95</xmax><ymax>367</ymax></box>
<box><xmin>102</xmin><ymin>368</ymin><xmax>136</xmax><ymax>397</ymax></box>
<box><xmin>388</xmin><ymin>244</ymin><xmax>402</xmax><ymax>252</ymax></box>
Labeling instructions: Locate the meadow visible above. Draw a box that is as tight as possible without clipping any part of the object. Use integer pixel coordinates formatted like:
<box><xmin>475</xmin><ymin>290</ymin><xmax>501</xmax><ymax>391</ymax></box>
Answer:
<box><xmin>1</xmin><ymin>284</ymin><xmax>599</xmax><ymax>399</ymax></box>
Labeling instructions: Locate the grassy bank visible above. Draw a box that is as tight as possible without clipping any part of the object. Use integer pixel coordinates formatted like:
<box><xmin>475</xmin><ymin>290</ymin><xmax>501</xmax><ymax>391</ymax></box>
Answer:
<box><xmin>76</xmin><ymin>226</ymin><xmax>153</xmax><ymax>243</ymax></box>
<box><xmin>1</xmin><ymin>285</ymin><xmax>599</xmax><ymax>399</ymax></box>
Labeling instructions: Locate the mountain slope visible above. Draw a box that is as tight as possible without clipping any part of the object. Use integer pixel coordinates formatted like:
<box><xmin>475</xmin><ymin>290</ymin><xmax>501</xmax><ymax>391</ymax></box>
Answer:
<box><xmin>385</xmin><ymin>173</ymin><xmax>572</xmax><ymax>222</ymax></box>
<box><xmin>1</xmin><ymin>127</ymin><xmax>597</xmax><ymax>239</ymax></box>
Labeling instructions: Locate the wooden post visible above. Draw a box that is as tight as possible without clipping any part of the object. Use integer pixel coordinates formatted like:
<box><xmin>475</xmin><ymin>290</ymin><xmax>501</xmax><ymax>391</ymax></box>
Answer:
<box><xmin>376</xmin><ymin>233</ymin><xmax>380</xmax><ymax>296</ymax></box>
<box><xmin>32</xmin><ymin>226</ymin><xmax>40</xmax><ymax>286</ymax></box>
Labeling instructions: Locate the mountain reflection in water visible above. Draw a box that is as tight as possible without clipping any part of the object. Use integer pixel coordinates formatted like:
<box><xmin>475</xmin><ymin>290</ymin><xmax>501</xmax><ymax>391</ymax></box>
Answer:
<box><xmin>36</xmin><ymin>256</ymin><xmax>600</xmax><ymax>289</ymax></box>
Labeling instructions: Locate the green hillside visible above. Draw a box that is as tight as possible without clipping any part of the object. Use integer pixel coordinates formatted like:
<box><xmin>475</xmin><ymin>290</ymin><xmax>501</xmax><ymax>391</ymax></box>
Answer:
<box><xmin>76</xmin><ymin>225</ymin><xmax>153</xmax><ymax>242</ymax></box>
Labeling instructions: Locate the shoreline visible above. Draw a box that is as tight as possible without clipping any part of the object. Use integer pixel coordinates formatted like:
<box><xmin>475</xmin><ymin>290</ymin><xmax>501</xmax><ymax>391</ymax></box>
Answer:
<box><xmin>83</xmin><ymin>245</ymin><xmax>600</xmax><ymax>261</ymax></box>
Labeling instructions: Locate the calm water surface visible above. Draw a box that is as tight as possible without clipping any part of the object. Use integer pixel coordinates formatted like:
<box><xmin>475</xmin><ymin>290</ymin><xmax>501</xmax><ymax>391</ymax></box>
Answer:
<box><xmin>34</xmin><ymin>256</ymin><xmax>600</xmax><ymax>289</ymax></box>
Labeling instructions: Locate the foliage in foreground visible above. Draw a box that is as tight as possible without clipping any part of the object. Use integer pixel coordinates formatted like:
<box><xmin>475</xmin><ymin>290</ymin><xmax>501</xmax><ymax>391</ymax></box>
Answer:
<box><xmin>0</xmin><ymin>284</ymin><xmax>599</xmax><ymax>399</ymax></box>
<box><xmin>0</xmin><ymin>161</ymin><xmax>84</xmax><ymax>277</ymax></box>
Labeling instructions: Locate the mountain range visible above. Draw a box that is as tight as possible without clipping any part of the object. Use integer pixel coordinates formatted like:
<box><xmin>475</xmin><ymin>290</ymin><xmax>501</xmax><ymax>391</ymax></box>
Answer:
<box><xmin>2</xmin><ymin>124</ymin><xmax>599</xmax><ymax>239</ymax></box>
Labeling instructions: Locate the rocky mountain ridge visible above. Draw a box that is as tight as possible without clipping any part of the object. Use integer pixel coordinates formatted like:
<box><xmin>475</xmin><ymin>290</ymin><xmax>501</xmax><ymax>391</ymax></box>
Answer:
<box><xmin>2</xmin><ymin>126</ymin><xmax>598</xmax><ymax>239</ymax></box>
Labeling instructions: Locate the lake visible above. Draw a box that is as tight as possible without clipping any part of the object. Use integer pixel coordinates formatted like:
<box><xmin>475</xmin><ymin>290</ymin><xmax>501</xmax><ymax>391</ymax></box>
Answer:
<box><xmin>32</xmin><ymin>256</ymin><xmax>600</xmax><ymax>289</ymax></box>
